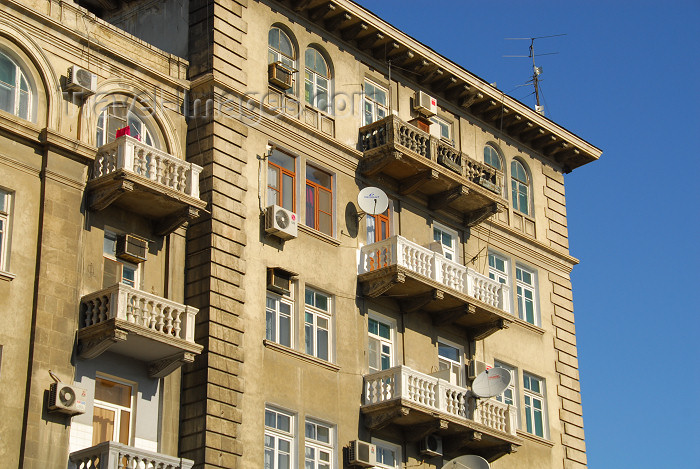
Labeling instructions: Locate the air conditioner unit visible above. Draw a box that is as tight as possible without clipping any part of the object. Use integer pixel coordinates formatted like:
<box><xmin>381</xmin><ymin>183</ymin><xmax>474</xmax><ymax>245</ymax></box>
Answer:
<box><xmin>66</xmin><ymin>65</ymin><xmax>97</xmax><ymax>96</ymax></box>
<box><xmin>268</xmin><ymin>62</ymin><xmax>294</xmax><ymax>90</ymax></box>
<box><xmin>48</xmin><ymin>382</ymin><xmax>87</xmax><ymax>416</ymax></box>
<box><xmin>414</xmin><ymin>90</ymin><xmax>437</xmax><ymax>117</ymax></box>
<box><xmin>116</xmin><ymin>234</ymin><xmax>148</xmax><ymax>264</ymax></box>
<box><xmin>265</xmin><ymin>205</ymin><xmax>298</xmax><ymax>240</ymax></box>
<box><xmin>468</xmin><ymin>359</ymin><xmax>491</xmax><ymax>380</ymax></box>
<box><xmin>419</xmin><ymin>434</ymin><xmax>443</xmax><ymax>457</ymax></box>
<box><xmin>267</xmin><ymin>267</ymin><xmax>293</xmax><ymax>295</ymax></box>
<box><xmin>348</xmin><ymin>440</ymin><xmax>377</xmax><ymax>467</ymax></box>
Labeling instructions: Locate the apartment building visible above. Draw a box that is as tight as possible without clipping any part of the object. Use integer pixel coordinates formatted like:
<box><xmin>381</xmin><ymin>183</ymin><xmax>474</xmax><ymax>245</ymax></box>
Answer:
<box><xmin>0</xmin><ymin>0</ymin><xmax>600</xmax><ymax>468</ymax></box>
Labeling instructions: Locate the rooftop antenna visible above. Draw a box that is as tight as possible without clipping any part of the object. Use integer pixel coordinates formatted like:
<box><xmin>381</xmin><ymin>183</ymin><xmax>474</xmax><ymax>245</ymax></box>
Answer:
<box><xmin>504</xmin><ymin>34</ymin><xmax>566</xmax><ymax>116</ymax></box>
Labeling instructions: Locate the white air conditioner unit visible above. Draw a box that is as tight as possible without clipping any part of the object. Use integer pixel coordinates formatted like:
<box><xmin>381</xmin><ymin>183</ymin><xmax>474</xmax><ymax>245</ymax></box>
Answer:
<box><xmin>414</xmin><ymin>90</ymin><xmax>437</xmax><ymax>117</ymax></box>
<box><xmin>116</xmin><ymin>234</ymin><xmax>148</xmax><ymax>264</ymax></box>
<box><xmin>48</xmin><ymin>382</ymin><xmax>87</xmax><ymax>415</ymax></box>
<box><xmin>66</xmin><ymin>65</ymin><xmax>97</xmax><ymax>96</ymax></box>
<box><xmin>348</xmin><ymin>440</ymin><xmax>376</xmax><ymax>467</ymax></box>
<box><xmin>268</xmin><ymin>62</ymin><xmax>294</xmax><ymax>90</ymax></box>
<box><xmin>419</xmin><ymin>434</ymin><xmax>443</xmax><ymax>457</ymax></box>
<box><xmin>468</xmin><ymin>359</ymin><xmax>491</xmax><ymax>380</ymax></box>
<box><xmin>265</xmin><ymin>205</ymin><xmax>298</xmax><ymax>240</ymax></box>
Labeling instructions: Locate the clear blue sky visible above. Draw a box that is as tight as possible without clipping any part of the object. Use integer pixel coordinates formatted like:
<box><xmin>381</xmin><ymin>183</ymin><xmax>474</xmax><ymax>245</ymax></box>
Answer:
<box><xmin>353</xmin><ymin>1</ymin><xmax>700</xmax><ymax>467</ymax></box>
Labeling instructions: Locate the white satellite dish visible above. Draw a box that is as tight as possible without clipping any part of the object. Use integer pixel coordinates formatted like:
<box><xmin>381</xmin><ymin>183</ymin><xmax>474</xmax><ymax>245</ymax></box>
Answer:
<box><xmin>357</xmin><ymin>187</ymin><xmax>388</xmax><ymax>215</ymax></box>
<box><xmin>471</xmin><ymin>367</ymin><xmax>511</xmax><ymax>399</ymax></box>
<box><xmin>442</xmin><ymin>455</ymin><xmax>490</xmax><ymax>469</ymax></box>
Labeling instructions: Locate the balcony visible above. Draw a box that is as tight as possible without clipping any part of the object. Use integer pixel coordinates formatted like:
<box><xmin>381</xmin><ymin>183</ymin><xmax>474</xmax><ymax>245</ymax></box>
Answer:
<box><xmin>69</xmin><ymin>441</ymin><xmax>194</xmax><ymax>469</ymax></box>
<box><xmin>87</xmin><ymin>136</ymin><xmax>207</xmax><ymax>236</ymax></box>
<box><xmin>363</xmin><ymin>366</ymin><xmax>520</xmax><ymax>461</ymax></box>
<box><xmin>77</xmin><ymin>284</ymin><xmax>203</xmax><ymax>378</ymax></box>
<box><xmin>359</xmin><ymin>116</ymin><xmax>507</xmax><ymax>226</ymax></box>
<box><xmin>359</xmin><ymin>236</ymin><xmax>512</xmax><ymax>339</ymax></box>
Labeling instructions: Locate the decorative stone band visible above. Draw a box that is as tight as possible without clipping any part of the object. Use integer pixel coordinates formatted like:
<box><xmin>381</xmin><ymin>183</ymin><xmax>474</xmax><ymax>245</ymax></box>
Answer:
<box><xmin>363</xmin><ymin>365</ymin><xmax>517</xmax><ymax>436</ymax></box>
<box><xmin>69</xmin><ymin>440</ymin><xmax>194</xmax><ymax>469</ymax></box>
<box><xmin>92</xmin><ymin>135</ymin><xmax>203</xmax><ymax>199</ymax></box>
<box><xmin>359</xmin><ymin>235</ymin><xmax>510</xmax><ymax>313</ymax></box>
<box><xmin>80</xmin><ymin>283</ymin><xmax>198</xmax><ymax>343</ymax></box>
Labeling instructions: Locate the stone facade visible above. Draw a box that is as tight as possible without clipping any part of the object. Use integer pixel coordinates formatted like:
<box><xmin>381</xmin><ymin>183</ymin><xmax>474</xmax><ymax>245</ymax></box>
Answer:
<box><xmin>0</xmin><ymin>1</ymin><xmax>600</xmax><ymax>468</ymax></box>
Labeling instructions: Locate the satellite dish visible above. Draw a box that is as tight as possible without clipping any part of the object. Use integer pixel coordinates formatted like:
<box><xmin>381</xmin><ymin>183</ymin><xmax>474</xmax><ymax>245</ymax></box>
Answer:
<box><xmin>442</xmin><ymin>455</ymin><xmax>490</xmax><ymax>469</ymax></box>
<box><xmin>471</xmin><ymin>367</ymin><xmax>511</xmax><ymax>399</ymax></box>
<box><xmin>357</xmin><ymin>187</ymin><xmax>388</xmax><ymax>215</ymax></box>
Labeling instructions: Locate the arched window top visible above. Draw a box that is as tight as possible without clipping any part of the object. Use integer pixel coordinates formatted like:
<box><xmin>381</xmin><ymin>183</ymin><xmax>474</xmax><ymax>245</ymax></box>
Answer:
<box><xmin>305</xmin><ymin>48</ymin><xmax>329</xmax><ymax>78</ymax></box>
<box><xmin>511</xmin><ymin>159</ymin><xmax>530</xmax><ymax>215</ymax></box>
<box><xmin>511</xmin><ymin>159</ymin><xmax>529</xmax><ymax>184</ymax></box>
<box><xmin>0</xmin><ymin>50</ymin><xmax>33</xmax><ymax>121</ymax></box>
<box><xmin>268</xmin><ymin>26</ymin><xmax>295</xmax><ymax>62</ymax></box>
<box><xmin>484</xmin><ymin>144</ymin><xmax>502</xmax><ymax>170</ymax></box>
<box><xmin>96</xmin><ymin>103</ymin><xmax>159</xmax><ymax>150</ymax></box>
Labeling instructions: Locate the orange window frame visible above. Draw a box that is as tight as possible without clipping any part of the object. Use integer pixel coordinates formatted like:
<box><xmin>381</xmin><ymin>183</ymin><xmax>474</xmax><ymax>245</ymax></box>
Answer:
<box><xmin>305</xmin><ymin>179</ymin><xmax>333</xmax><ymax>235</ymax></box>
<box><xmin>370</xmin><ymin>211</ymin><xmax>390</xmax><ymax>243</ymax></box>
<box><xmin>268</xmin><ymin>160</ymin><xmax>296</xmax><ymax>210</ymax></box>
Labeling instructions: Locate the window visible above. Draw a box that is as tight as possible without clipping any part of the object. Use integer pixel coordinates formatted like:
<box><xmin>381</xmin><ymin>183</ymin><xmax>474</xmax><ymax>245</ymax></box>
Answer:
<box><xmin>368</xmin><ymin>316</ymin><xmax>394</xmax><ymax>373</ymax></box>
<box><xmin>515</xmin><ymin>265</ymin><xmax>538</xmax><ymax>325</ymax></box>
<box><xmin>305</xmin><ymin>164</ymin><xmax>333</xmax><ymax>236</ymax></box>
<box><xmin>523</xmin><ymin>372</ymin><xmax>547</xmax><ymax>438</ymax></box>
<box><xmin>371</xmin><ymin>438</ymin><xmax>401</xmax><ymax>469</ymax></box>
<box><xmin>488</xmin><ymin>252</ymin><xmax>509</xmax><ymax>286</ymax></box>
<box><xmin>268</xmin><ymin>27</ymin><xmax>296</xmax><ymax>93</ymax></box>
<box><xmin>305</xmin><ymin>48</ymin><xmax>330</xmax><ymax>113</ymax></box>
<box><xmin>266</xmin><ymin>289</ymin><xmax>293</xmax><ymax>348</ymax></box>
<box><xmin>92</xmin><ymin>376</ymin><xmax>133</xmax><ymax>446</ymax></box>
<box><xmin>265</xmin><ymin>407</ymin><xmax>295</xmax><ymax>469</ymax></box>
<box><xmin>433</xmin><ymin>222</ymin><xmax>457</xmax><ymax>261</ymax></box>
<box><xmin>366</xmin><ymin>208</ymin><xmax>390</xmax><ymax>244</ymax></box>
<box><xmin>494</xmin><ymin>361</ymin><xmax>518</xmax><ymax>421</ymax></box>
<box><xmin>0</xmin><ymin>189</ymin><xmax>11</xmax><ymax>271</ymax></box>
<box><xmin>0</xmin><ymin>51</ymin><xmax>32</xmax><ymax>121</ymax></box>
<box><xmin>268</xmin><ymin>149</ymin><xmax>296</xmax><ymax>212</ymax></box>
<box><xmin>304</xmin><ymin>420</ymin><xmax>334</xmax><ymax>469</ymax></box>
<box><xmin>430</xmin><ymin>115</ymin><xmax>452</xmax><ymax>142</ymax></box>
<box><xmin>96</xmin><ymin>105</ymin><xmax>156</xmax><ymax>148</ymax></box>
<box><xmin>103</xmin><ymin>232</ymin><xmax>139</xmax><ymax>289</ymax></box>
<box><xmin>511</xmin><ymin>160</ymin><xmax>530</xmax><ymax>215</ymax></box>
<box><xmin>304</xmin><ymin>288</ymin><xmax>332</xmax><ymax>361</ymax></box>
<box><xmin>437</xmin><ymin>339</ymin><xmax>463</xmax><ymax>386</ymax></box>
<box><xmin>483</xmin><ymin>144</ymin><xmax>502</xmax><ymax>170</ymax></box>
<box><xmin>363</xmin><ymin>80</ymin><xmax>387</xmax><ymax>125</ymax></box>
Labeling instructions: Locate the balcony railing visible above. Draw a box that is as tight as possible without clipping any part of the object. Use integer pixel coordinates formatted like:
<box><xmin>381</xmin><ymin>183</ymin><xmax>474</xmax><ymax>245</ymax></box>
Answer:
<box><xmin>69</xmin><ymin>441</ymin><xmax>194</xmax><ymax>469</ymax></box>
<box><xmin>363</xmin><ymin>365</ymin><xmax>517</xmax><ymax>437</ymax></box>
<box><xmin>359</xmin><ymin>235</ymin><xmax>510</xmax><ymax>313</ymax></box>
<box><xmin>93</xmin><ymin>135</ymin><xmax>202</xmax><ymax>199</ymax></box>
<box><xmin>78</xmin><ymin>284</ymin><xmax>202</xmax><ymax>377</ymax></box>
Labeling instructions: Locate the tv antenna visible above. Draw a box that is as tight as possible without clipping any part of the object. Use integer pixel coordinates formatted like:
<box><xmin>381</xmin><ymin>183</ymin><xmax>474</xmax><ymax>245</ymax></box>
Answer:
<box><xmin>504</xmin><ymin>34</ymin><xmax>566</xmax><ymax>116</ymax></box>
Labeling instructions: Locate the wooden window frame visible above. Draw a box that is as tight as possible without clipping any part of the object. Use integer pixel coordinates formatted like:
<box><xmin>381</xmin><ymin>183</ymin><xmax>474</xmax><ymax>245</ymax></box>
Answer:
<box><xmin>305</xmin><ymin>165</ymin><xmax>333</xmax><ymax>236</ymax></box>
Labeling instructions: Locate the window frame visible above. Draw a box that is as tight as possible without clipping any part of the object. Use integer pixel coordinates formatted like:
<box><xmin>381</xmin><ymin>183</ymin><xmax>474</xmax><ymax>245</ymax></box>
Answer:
<box><xmin>266</xmin><ymin>287</ymin><xmax>294</xmax><ymax>348</ymax></box>
<box><xmin>429</xmin><ymin>115</ymin><xmax>453</xmax><ymax>143</ymax></box>
<box><xmin>515</xmin><ymin>264</ymin><xmax>539</xmax><ymax>326</ymax></box>
<box><xmin>268</xmin><ymin>26</ymin><xmax>297</xmax><ymax>94</ymax></box>
<box><xmin>92</xmin><ymin>375</ymin><xmax>135</xmax><ymax>446</ymax></box>
<box><xmin>363</xmin><ymin>79</ymin><xmax>388</xmax><ymax>126</ymax></box>
<box><xmin>523</xmin><ymin>372</ymin><xmax>547</xmax><ymax>439</ymax></box>
<box><xmin>0</xmin><ymin>50</ymin><xmax>33</xmax><ymax>121</ymax></box>
<box><xmin>483</xmin><ymin>143</ymin><xmax>502</xmax><ymax>170</ymax></box>
<box><xmin>494</xmin><ymin>361</ymin><xmax>519</xmax><ymax>427</ymax></box>
<box><xmin>267</xmin><ymin>148</ymin><xmax>297</xmax><ymax>212</ymax></box>
<box><xmin>432</xmin><ymin>222</ymin><xmax>458</xmax><ymax>262</ymax></box>
<box><xmin>366</xmin><ymin>206</ymin><xmax>390</xmax><ymax>245</ymax></box>
<box><xmin>304</xmin><ymin>287</ymin><xmax>333</xmax><ymax>362</ymax></box>
<box><xmin>103</xmin><ymin>231</ymin><xmax>140</xmax><ymax>289</ymax></box>
<box><xmin>367</xmin><ymin>312</ymin><xmax>397</xmax><ymax>373</ymax></box>
<box><xmin>0</xmin><ymin>188</ymin><xmax>12</xmax><ymax>272</ymax></box>
<box><xmin>305</xmin><ymin>163</ymin><xmax>334</xmax><ymax>236</ymax></box>
<box><xmin>437</xmin><ymin>337</ymin><xmax>464</xmax><ymax>386</ymax></box>
<box><xmin>511</xmin><ymin>159</ymin><xmax>531</xmax><ymax>216</ymax></box>
<box><xmin>304</xmin><ymin>48</ymin><xmax>331</xmax><ymax>113</ymax></box>
<box><xmin>264</xmin><ymin>406</ymin><xmax>296</xmax><ymax>469</ymax></box>
<box><xmin>371</xmin><ymin>437</ymin><xmax>401</xmax><ymax>469</ymax></box>
<box><xmin>96</xmin><ymin>104</ymin><xmax>158</xmax><ymax>149</ymax></box>
<box><xmin>304</xmin><ymin>419</ymin><xmax>335</xmax><ymax>469</ymax></box>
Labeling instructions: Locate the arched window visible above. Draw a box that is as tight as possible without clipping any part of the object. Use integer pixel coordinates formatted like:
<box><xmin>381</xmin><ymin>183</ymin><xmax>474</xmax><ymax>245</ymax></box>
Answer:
<box><xmin>483</xmin><ymin>144</ymin><xmax>502</xmax><ymax>170</ymax></box>
<box><xmin>0</xmin><ymin>51</ymin><xmax>32</xmax><ymax>121</ymax></box>
<box><xmin>304</xmin><ymin>48</ymin><xmax>330</xmax><ymax>113</ymax></box>
<box><xmin>96</xmin><ymin>104</ymin><xmax>157</xmax><ymax>149</ymax></box>
<box><xmin>268</xmin><ymin>27</ymin><xmax>295</xmax><ymax>69</ymax></box>
<box><xmin>511</xmin><ymin>159</ymin><xmax>530</xmax><ymax>215</ymax></box>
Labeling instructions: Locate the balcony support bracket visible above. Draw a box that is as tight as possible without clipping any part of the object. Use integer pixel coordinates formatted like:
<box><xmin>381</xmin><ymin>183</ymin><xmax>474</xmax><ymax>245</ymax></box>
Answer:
<box><xmin>464</xmin><ymin>202</ymin><xmax>505</xmax><ymax>227</ymax></box>
<box><xmin>429</xmin><ymin>185</ymin><xmax>468</xmax><ymax>211</ymax></box>
<box><xmin>400</xmin><ymin>289</ymin><xmax>443</xmax><ymax>314</ymax></box>
<box><xmin>149</xmin><ymin>351</ymin><xmax>196</xmax><ymax>378</ymax></box>
<box><xmin>364</xmin><ymin>406</ymin><xmax>410</xmax><ymax>431</ymax></box>
<box><xmin>405</xmin><ymin>419</ymin><xmax>449</xmax><ymax>442</ymax></box>
<box><xmin>443</xmin><ymin>431</ymin><xmax>483</xmax><ymax>454</ymax></box>
<box><xmin>89</xmin><ymin>178</ymin><xmax>134</xmax><ymax>211</ymax></box>
<box><xmin>360</xmin><ymin>151</ymin><xmax>402</xmax><ymax>177</ymax></box>
<box><xmin>78</xmin><ymin>324</ymin><xmax>128</xmax><ymax>359</ymax></box>
<box><xmin>431</xmin><ymin>304</ymin><xmax>475</xmax><ymax>327</ymax></box>
<box><xmin>399</xmin><ymin>169</ymin><xmax>439</xmax><ymax>195</ymax></box>
<box><xmin>154</xmin><ymin>205</ymin><xmax>201</xmax><ymax>236</ymax></box>
<box><xmin>471</xmin><ymin>318</ymin><xmax>509</xmax><ymax>341</ymax></box>
<box><xmin>362</xmin><ymin>271</ymin><xmax>406</xmax><ymax>298</ymax></box>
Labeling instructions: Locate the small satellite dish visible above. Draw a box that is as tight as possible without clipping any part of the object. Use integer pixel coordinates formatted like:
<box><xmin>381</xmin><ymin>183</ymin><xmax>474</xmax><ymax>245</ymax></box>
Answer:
<box><xmin>357</xmin><ymin>187</ymin><xmax>388</xmax><ymax>215</ymax></box>
<box><xmin>442</xmin><ymin>455</ymin><xmax>490</xmax><ymax>469</ymax></box>
<box><xmin>471</xmin><ymin>367</ymin><xmax>511</xmax><ymax>399</ymax></box>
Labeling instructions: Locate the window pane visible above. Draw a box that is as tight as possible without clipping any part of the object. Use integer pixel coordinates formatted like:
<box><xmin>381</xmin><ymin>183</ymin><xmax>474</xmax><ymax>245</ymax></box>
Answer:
<box><xmin>92</xmin><ymin>406</ymin><xmax>115</xmax><ymax>445</ymax></box>
<box><xmin>0</xmin><ymin>55</ymin><xmax>14</xmax><ymax>85</ymax></box>
<box><xmin>315</xmin><ymin>293</ymin><xmax>328</xmax><ymax>311</ymax></box>
<box><xmin>305</xmin><ymin>184</ymin><xmax>315</xmax><ymax>227</ymax></box>
<box><xmin>18</xmin><ymin>90</ymin><xmax>29</xmax><ymax>120</ymax></box>
<box><xmin>366</xmin><ymin>216</ymin><xmax>376</xmax><ymax>243</ymax></box>
<box><xmin>305</xmin><ymin>289</ymin><xmax>314</xmax><ymax>306</ymax></box>
<box><xmin>282</xmin><ymin>173</ymin><xmax>294</xmax><ymax>211</ymax></box>
<box><xmin>378</xmin><ymin>322</ymin><xmax>390</xmax><ymax>339</ymax></box>
<box><xmin>119</xmin><ymin>409</ymin><xmax>130</xmax><ymax>444</ymax></box>
<box><xmin>319</xmin><ymin>212</ymin><xmax>331</xmax><ymax>235</ymax></box>
<box><xmin>317</xmin><ymin>329</ymin><xmax>328</xmax><ymax>360</ymax></box>
<box><xmin>368</xmin><ymin>318</ymin><xmax>378</xmax><ymax>335</ymax></box>
<box><xmin>316</xmin><ymin>425</ymin><xmax>329</xmax><ymax>443</ymax></box>
<box><xmin>265</xmin><ymin>410</ymin><xmax>276</xmax><ymax>428</ymax></box>
<box><xmin>95</xmin><ymin>378</ymin><xmax>131</xmax><ymax>407</ymax></box>
<box><xmin>319</xmin><ymin>190</ymin><xmax>331</xmax><ymax>212</ymax></box>
<box><xmin>0</xmin><ymin>85</ymin><xmax>13</xmax><ymax>115</ymax></box>
<box><xmin>307</xmin><ymin>166</ymin><xmax>331</xmax><ymax>188</ymax></box>
<box><xmin>266</xmin><ymin>310</ymin><xmax>275</xmax><ymax>341</ymax></box>
<box><xmin>305</xmin><ymin>323</ymin><xmax>313</xmax><ymax>355</ymax></box>
<box><xmin>277</xmin><ymin>413</ymin><xmax>290</xmax><ymax>432</ymax></box>
<box><xmin>279</xmin><ymin>314</ymin><xmax>290</xmax><ymax>347</ymax></box>
<box><xmin>438</xmin><ymin>343</ymin><xmax>459</xmax><ymax>362</ymax></box>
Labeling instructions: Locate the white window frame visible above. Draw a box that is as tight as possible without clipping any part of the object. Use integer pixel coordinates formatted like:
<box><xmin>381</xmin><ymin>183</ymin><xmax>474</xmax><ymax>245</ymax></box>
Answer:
<box><xmin>268</xmin><ymin>26</ymin><xmax>297</xmax><ymax>95</ymax></box>
<box><xmin>437</xmin><ymin>337</ymin><xmax>464</xmax><ymax>386</ymax></box>
<box><xmin>96</xmin><ymin>105</ymin><xmax>157</xmax><ymax>149</ymax></box>
<box><xmin>304</xmin><ymin>48</ymin><xmax>331</xmax><ymax>114</ymax></box>
<box><xmin>430</xmin><ymin>115</ymin><xmax>452</xmax><ymax>143</ymax></box>
<box><xmin>0</xmin><ymin>188</ymin><xmax>12</xmax><ymax>272</ymax></box>
<box><xmin>371</xmin><ymin>437</ymin><xmax>401</xmax><ymax>469</ymax></box>
<box><xmin>103</xmin><ymin>231</ymin><xmax>140</xmax><ymax>289</ymax></box>
<box><xmin>264</xmin><ymin>406</ymin><xmax>296</xmax><ymax>469</ymax></box>
<box><xmin>367</xmin><ymin>313</ymin><xmax>396</xmax><ymax>373</ymax></box>
<box><xmin>0</xmin><ymin>50</ymin><xmax>33</xmax><ymax>121</ymax></box>
<box><xmin>304</xmin><ymin>287</ymin><xmax>333</xmax><ymax>362</ymax></box>
<box><xmin>92</xmin><ymin>374</ymin><xmax>135</xmax><ymax>446</ymax></box>
<box><xmin>523</xmin><ymin>372</ymin><xmax>547</xmax><ymax>439</ymax></box>
<box><xmin>515</xmin><ymin>264</ymin><xmax>539</xmax><ymax>326</ymax></box>
<box><xmin>511</xmin><ymin>159</ymin><xmax>531</xmax><ymax>216</ymax></box>
<box><xmin>483</xmin><ymin>143</ymin><xmax>502</xmax><ymax>170</ymax></box>
<box><xmin>432</xmin><ymin>222</ymin><xmax>458</xmax><ymax>262</ymax></box>
<box><xmin>494</xmin><ymin>361</ymin><xmax>519</xmax><ymax>428</ymax></box>
<box><xmin>363</xmin><ymin>79</ymin><xmax>388</xmax><ymax>126</ymax></box>
<box><xmin>266</xmin><ymin>287</ymin><xmax>294</xmax><ymax>348</ymax></box>
<box><xmin>304</xmin><ymin>419</ymin><xmax>335</xmax><ymax>469</ymax></box>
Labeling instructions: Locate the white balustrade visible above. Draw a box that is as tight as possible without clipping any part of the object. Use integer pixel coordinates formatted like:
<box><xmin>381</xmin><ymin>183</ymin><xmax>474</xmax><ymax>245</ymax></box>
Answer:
<box><xmin>70</xmin><ymin>441</ymin><xmax>194</xmax><ymax>469</ymax></box>
<box><xmin>363</xmin><ymin>366</ymin><xmax>516</xmax><ymax>436</ymax></box>
<box><xmin>359</xmin><ymin>236</ymin><xmax>510</xmax><ymax>313</ymax></box>
<box><xmin>80</xmin><ymin>283</ymin><xmax>198</xmax><ymax>344</ymax></box>
<box><xmin>93</xmin><ymin>135</ymin><xmax>203</xmax><ymax>199</ymax></box>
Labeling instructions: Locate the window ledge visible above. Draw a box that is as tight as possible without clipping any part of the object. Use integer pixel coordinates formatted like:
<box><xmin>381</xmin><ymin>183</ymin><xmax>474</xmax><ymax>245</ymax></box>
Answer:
<box><xmin>516</xmin><ymin>430</ymin><xmax>554</xmax><ymax>447</ymax></box>
<box><xmin>299</xmin><ymin>224</ymin><xmax>341</xmax><ymax>247</ymax></box>
<box><xmin>0</xmin><ymin>270</ymin><xmax>16</xmax><ymax>281</ymax></box>
<box><xmin>511</xmin><ymin>316</ymin><xmax>546</xmax><ymax>335</ymax></box>
<box><xmin>263</xmin><ymin>340</ymin><xmax>340</xmax><ymax>372</ymax></box>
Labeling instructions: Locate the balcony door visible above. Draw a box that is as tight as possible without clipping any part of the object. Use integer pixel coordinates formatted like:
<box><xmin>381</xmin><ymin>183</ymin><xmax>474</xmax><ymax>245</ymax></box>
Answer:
<box><xmin>92</xmin><ymin>376</ymin><xmax>133</xmax><ymax>446</ymax></box>
<box><xmin>437</xmin><ymin>339</ymin><xmax>464</xmax><ymax>386</ymax></box>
